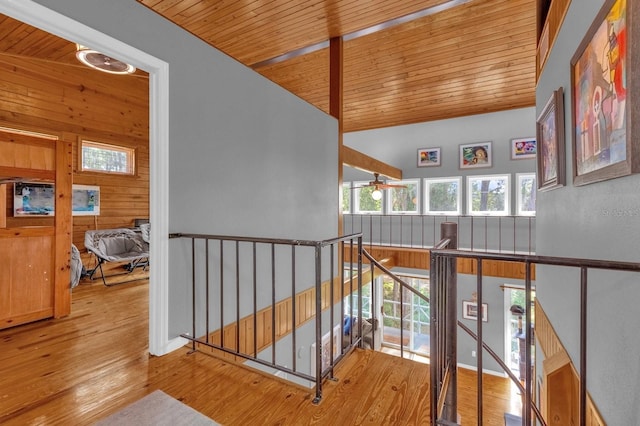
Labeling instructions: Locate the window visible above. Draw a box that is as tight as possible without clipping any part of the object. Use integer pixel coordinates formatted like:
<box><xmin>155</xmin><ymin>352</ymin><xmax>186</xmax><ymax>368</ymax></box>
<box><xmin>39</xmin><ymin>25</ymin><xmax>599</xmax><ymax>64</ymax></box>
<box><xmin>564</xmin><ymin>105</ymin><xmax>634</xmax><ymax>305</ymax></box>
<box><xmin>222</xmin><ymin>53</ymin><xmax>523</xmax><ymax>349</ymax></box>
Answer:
<box><xmin>342</xmin><ymin>183</ymin><xmax>351</xmax><ymax>214</ymax></box>
<box><xmin>387</xmin><ymin>179</ymin><xmax>419</xmax><ymax>214</ymax></box>
<box><xmin>353</xmin><ymin>183</ymin><xmax>382</xmax><ymax>214</ymax></box>
<box><xmin>424</xmin><ymin>177</ymin><xmax>462</xmax><ymax>215</ymax></box>
<box><xmin>516</xmin><ymin>173</ymin><xmax>536</xmax><ymax>216</ymax></box>
<box><xmin>81</xmin><ymin>140</ymin><xmax>135</xmax><ymax>175</ymax></box>
<box><xmin>467</xmin><ymin>174</ymin><xmax>510</xmax><ymax>216</ymax></box>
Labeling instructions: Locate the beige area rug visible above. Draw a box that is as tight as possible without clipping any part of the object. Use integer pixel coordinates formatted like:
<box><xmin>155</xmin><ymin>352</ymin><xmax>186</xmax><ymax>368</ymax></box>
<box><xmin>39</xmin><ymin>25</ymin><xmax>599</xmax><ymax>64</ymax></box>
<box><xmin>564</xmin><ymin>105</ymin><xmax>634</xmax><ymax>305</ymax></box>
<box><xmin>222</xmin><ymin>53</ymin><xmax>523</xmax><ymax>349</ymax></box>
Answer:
<box><xmin>96</xmin><ymin>390</ymin><xmax>219</xmax><ymax>426</ymax></box>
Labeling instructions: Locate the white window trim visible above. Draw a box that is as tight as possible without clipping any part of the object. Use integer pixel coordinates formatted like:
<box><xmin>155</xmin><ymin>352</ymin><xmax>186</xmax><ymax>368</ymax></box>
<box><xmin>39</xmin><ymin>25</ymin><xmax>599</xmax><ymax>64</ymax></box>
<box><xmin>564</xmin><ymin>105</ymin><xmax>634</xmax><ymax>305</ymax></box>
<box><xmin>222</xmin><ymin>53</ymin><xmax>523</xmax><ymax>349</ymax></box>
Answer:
<box><xmin>466</xmin><ymin>174</ymin><xmax>510</xmax><ymax>216</ymax></box>
<box><xmin>81</xmin><ymin>139</ymin><xmax>136</xmax><ymax>175</ymax></box>
<box><xmin>516</xmin><ymin>173</ymin><xmax>536</xmax><ymax>216</ymax></box>
<box><xmin>386</xmin><ymin>179</ymin><xmax>420</xmax><ymax>215</ymax></box>
<box><xmin>423</xmin><ymin>176</ymin><xmax>462</xmax><ymax>215</ymax></box>
<box><xmin>342</xmin><ymin>182</ymin><xmax>351</xmax><ymax>214</ymax></box>
<box><xmin>353</xmin><ymin>181</ymin><xmax>383</xmax><ymax>214</ymax></box>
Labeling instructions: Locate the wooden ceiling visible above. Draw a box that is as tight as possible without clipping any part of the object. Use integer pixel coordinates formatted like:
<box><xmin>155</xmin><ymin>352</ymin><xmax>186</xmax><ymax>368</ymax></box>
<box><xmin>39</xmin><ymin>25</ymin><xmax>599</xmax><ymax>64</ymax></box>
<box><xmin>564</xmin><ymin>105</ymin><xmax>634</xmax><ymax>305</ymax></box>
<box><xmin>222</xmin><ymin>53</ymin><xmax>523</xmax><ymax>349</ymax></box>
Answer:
<box><xmin>0</xmin><ymin>0</ymin><xmax>537</xmax><ymax>133</ymax></box>
<box><xmin>137</xmin><ymin>0</ymin><xmax>537</xmax><ymax>132</ymax></box>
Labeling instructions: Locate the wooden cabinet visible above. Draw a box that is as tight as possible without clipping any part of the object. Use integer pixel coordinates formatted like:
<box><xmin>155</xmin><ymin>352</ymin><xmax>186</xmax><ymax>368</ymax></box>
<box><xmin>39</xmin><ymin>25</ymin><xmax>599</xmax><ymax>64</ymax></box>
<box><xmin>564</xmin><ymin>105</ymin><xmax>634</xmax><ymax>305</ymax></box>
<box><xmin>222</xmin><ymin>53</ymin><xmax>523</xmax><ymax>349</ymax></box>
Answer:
<box><xmin>0</xmin><ymin>127</ymin><xmax>71</xmax><ymax>330</ymax></box>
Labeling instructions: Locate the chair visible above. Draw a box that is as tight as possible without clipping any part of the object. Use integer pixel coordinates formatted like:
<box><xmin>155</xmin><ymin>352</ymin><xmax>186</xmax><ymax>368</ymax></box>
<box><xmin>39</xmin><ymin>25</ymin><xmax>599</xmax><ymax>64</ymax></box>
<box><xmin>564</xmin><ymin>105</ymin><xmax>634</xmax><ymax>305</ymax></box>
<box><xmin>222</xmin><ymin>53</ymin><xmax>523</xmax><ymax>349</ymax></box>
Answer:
<box><xmin>84</xmin><ymin>228</ymin><xmax>149</xmax><ymax>286</ymax></box>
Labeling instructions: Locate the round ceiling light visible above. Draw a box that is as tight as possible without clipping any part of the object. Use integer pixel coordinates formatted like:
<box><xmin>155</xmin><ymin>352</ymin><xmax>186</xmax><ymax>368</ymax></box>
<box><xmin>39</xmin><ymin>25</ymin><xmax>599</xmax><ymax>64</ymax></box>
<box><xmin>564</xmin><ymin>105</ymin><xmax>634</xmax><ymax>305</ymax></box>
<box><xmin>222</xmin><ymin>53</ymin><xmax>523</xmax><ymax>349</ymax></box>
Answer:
<box><xmin>76</xmin><ymin>44</ymin><xmax>136</xmax><ymax>75</ymax></box>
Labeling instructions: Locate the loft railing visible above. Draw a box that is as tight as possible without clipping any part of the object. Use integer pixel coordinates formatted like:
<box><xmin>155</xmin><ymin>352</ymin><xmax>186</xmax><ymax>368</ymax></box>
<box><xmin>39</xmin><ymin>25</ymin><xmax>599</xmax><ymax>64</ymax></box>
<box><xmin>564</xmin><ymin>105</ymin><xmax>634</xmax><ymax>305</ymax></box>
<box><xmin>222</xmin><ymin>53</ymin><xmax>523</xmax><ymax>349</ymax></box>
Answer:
<box><xmin>344</xmin><ymin>213</ymin><xmax>535</xmax><ymax>254</ymax></box>
<box><xmin>430</xmin><ymin>223</ymin><xmax>640</xmax><ymax>426</ymax></box>
<box><xmin>169</xmin><ymin>232</ymin><xmax>365</xmax><ymax>403</ymax></box>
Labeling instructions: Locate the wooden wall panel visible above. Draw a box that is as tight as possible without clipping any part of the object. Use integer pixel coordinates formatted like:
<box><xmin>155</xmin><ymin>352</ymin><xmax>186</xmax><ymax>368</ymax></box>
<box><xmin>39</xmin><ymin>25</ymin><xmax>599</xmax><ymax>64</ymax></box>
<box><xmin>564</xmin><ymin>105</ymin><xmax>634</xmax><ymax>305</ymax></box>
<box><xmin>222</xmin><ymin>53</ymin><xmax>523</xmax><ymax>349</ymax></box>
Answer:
<box><xmin>350</xmin><ymin>245</ymin><xmax>537</xmax><ymax>280</ymax></box>
<box><xmin>0</xmin><ymin>233</ymin><xmax>55</xmax><ymax>329</ymax></box>
<box><xmin>0</xmin><ymin>53</ymin><xmax>149</xmax><ymax>255</ymax></box>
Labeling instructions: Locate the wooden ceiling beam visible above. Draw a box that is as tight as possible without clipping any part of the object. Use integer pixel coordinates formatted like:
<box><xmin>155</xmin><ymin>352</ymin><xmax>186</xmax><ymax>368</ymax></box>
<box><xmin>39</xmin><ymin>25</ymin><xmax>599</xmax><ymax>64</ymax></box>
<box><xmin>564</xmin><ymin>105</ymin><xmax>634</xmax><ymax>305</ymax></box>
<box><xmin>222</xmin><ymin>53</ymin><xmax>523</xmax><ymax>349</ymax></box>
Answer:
<box><xmin>342</xmin><ymin>145</ymin><xmax>402</xmax><ymax>180</ymax></box>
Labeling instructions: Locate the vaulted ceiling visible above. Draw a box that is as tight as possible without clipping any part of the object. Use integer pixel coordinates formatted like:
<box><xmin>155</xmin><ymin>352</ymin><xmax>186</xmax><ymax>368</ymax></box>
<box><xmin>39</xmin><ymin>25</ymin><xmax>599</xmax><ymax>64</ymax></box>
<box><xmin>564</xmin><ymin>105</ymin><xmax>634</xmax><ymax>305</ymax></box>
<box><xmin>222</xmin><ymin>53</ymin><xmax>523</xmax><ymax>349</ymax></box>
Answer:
<box><xmin>0</xmin><ymin>0</ymin><xmax>537</xmax><ymax>133</ymax></box>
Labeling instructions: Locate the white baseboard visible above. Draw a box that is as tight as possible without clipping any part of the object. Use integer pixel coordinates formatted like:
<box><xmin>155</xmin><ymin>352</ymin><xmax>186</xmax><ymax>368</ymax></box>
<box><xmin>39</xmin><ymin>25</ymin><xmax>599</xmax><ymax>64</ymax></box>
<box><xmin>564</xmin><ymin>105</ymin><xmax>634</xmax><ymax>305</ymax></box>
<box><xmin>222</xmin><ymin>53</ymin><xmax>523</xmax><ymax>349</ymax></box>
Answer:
<box><xmin>457</xmin><ymin>362</ymin><xmax>507</xmax><ymax>378</ymax></box>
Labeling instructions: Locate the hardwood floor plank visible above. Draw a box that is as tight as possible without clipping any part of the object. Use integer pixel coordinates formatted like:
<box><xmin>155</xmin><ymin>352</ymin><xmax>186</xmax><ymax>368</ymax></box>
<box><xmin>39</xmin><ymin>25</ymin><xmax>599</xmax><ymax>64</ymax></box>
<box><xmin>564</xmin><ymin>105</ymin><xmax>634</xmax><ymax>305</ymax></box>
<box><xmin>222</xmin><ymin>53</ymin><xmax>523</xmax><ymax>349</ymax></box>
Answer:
<box><xmin>0</xmin><ymin>277</ymin><xmax>519</xmax><ymax>425</ymax></box>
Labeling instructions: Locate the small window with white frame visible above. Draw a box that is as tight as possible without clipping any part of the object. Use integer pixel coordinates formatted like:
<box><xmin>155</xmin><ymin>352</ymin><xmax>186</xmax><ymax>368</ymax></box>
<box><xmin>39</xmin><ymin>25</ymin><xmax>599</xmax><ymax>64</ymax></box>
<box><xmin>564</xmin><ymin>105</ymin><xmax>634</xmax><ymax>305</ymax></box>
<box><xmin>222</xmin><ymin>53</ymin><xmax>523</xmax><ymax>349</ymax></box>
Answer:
<box><xmin>80</xmin><ymin>139</ymin><xmax>135</xmax><ymax>175</ymax></box>
<box><xmin>387</xmin><ymin>179</ymin><xmax>419</xmax><ymax>214</ymax></box>
<box><xmin>516</xmin><ymin>173</ymin><xmax>536</xmax><ymax>216</ymax></box>
<box><xmin>424</xmin><ymin>177</ymin><xmax>462</xmax><ymax>215</ymax></box>
<box><xmin>467</xmin><ymin>174</ymin><xmax>510</xmax><ymax>216</ymax></box>
<box><xmin>353</xmin><ymin>182</ymin><xmax>383</xmax><ymax>214</ymax></box>
<box><xmin>342</xmin><ymin>182</ymin><xmax>351</xmax><ymax>214</ymax></box>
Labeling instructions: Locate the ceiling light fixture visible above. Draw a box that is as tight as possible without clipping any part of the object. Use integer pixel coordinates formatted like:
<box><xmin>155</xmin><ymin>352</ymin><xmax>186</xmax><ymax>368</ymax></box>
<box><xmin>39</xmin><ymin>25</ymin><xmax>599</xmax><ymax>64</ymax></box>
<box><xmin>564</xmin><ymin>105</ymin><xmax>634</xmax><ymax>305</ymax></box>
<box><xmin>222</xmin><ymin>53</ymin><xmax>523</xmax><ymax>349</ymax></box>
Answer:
<box><xmin>75</xmin><ymin>44</ymin><xmax>136</xmax><ymax>75</ymax></box>
<box><xmin>371</xmin><ymin>189</ymin><xmax>383</xmax><ymax>201</ymax></box>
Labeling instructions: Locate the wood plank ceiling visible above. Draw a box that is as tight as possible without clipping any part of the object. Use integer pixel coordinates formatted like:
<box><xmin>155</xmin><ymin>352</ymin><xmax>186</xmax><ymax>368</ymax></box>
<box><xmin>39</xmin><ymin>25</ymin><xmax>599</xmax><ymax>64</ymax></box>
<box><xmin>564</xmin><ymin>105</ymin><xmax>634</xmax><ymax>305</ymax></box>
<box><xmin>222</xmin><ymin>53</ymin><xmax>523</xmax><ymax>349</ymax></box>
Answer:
<box><xmin>0</xmin><ymin>0</ymin><xmax>536</xmax><ymax>133</ymax></box>
<box><xmin>137</xmin><ymin>0</ymin><xmax>537</xmax><ymax>132</ymax></box>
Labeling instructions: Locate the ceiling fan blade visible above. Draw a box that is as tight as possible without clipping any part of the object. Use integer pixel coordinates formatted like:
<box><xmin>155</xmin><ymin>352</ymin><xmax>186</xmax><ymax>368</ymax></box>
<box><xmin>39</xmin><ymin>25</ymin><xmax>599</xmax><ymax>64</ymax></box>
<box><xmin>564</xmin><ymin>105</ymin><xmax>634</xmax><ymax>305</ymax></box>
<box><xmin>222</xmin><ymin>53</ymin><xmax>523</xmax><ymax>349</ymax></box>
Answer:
<box><xmin>379</xmin><ymin>183</ymin><xmax>408</xmax><ymax>189</ymax></box>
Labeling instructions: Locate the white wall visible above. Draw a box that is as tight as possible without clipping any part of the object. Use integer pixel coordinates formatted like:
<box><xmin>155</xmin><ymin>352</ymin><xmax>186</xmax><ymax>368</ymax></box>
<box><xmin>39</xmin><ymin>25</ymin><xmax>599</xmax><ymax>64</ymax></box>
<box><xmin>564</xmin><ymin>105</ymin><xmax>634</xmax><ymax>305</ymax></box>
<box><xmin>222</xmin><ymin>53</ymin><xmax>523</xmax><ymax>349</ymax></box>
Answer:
<box><xmin>31</xmin><ymin>0</ymin><xmax>339</xmax><ymax>340</ymax></box>
<box><xmin>536</xmin><ymin>0</ymin><xmax>640</xmax><ymax>423</ymax></box>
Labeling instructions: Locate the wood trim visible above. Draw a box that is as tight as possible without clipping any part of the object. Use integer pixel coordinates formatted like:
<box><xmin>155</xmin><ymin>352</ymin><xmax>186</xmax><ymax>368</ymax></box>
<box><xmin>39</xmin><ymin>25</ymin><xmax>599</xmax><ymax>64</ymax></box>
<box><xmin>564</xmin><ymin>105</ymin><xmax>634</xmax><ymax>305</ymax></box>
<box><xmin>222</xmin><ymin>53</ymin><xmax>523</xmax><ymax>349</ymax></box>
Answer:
<box><xmin>330</xmin><ymin>37</ymin><xmax>344</xmax><ymax>238</ymax></box>
<box><xmin>54</xmin><ymin>137</ymin><xmax>73</xmax><ymax>318</ymax></box>
<box><xmin>351</xmin><ymin>245</ymin><xmax>536</xmax><ymax>280</ymax></box>
<box><xmin>341</xmin><ymin>145</ymin><xmax>403</xmax><ymax>180</ymax></box>
<box><xmin>0</xmin><ymin>166</ymin><xmax>55</xmax><ymax>181</ymax></box>
<box><xmin>535</xmin><ymin>299</ymin><xmax>608</xmax><ymax>426</ymax></box>
<box><xmin>0</xmin><ymin>227</ymin><xmax>54</xmax><ymax>238</ymax></box>
<box><xmin>0</xmin><ymin>184</ymin><xmax>5</xmax><ymax>228</ymax></box>
<box><xmin>536</xmin><ymin>0</ymin><xmax>571</xmax><ymax>81</ymax></box>
<box><xmin>0</xmin><ymin>308</ymin><xmax>54</xmax><ymax>330</ymax></box>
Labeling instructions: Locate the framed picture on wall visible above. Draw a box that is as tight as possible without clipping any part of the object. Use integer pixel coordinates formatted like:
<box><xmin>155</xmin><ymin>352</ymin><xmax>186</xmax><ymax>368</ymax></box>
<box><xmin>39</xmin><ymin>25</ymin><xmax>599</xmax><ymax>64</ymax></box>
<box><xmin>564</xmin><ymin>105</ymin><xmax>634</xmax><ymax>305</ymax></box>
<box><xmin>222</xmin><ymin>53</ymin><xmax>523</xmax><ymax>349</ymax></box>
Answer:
<box><xmin>417</xmin><ymin>147</ymin><xmax>441</xmax><ymax>167</ymax></box>
<box><xmin>536</xmin><ymin>87</ymin><xmax>565</xmax><ymax>191</ymax></box>
<box><xmin>570</xmin><ymin>0</ymin><xmax>639</xmax><ymax>186</ymax></box>
<box><xmin>511</xmin><ymin>137</ymin><xmax>537</xmax><ymax>160</ymax></box>
<box><xmin>459</xmin><ymin>141</ymin><xmax>492</xmax><ymax>169</ymax></box>
<box><xmin>14</xmin><ymin>182</ymin><xmax>55</xmax><ymax>216</ymax></box>
<box><xmin>462</xmin><ymin>301</ymin><xmax>488</xmax><ymax>322</ymax></box>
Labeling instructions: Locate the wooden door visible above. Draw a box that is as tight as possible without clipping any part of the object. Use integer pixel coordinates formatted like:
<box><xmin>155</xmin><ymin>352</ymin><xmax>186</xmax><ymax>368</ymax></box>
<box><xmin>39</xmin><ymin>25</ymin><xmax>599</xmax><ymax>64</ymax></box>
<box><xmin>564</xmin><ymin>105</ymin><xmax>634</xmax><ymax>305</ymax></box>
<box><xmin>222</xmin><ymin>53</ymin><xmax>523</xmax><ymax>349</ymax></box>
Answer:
<box><xmin>0</xmin><ymin>127</ymin><xmax>72</xmax><ymax>329</ymax></box>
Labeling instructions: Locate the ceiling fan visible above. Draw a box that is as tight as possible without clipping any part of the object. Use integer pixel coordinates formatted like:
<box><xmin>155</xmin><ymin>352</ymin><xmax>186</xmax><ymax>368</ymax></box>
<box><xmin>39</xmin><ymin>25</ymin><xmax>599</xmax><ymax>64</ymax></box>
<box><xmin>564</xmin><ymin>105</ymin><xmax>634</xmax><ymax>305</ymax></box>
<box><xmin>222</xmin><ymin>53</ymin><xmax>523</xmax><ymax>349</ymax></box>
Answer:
<box><xmin>353</xmin><ymin>173</ymin><xmax>407</xmax><ymax>190</ymax></box>
<box><xmin>352</xmin><ymin>173</ymin><xmax>407</xmax><ymax>200</ymax></box>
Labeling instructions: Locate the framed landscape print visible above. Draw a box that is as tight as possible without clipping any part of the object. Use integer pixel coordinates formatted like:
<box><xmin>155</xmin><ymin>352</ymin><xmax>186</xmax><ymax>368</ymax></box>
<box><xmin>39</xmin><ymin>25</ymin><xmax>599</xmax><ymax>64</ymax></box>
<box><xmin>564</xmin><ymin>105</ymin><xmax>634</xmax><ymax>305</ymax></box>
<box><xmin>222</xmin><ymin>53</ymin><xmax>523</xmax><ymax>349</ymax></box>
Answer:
<box><xmin>571</xmin><ymin>0</ymin><xmax>640</xmax><ymax>185</ymax></box>
<box><xmin>536</xmin><ymin>87</ymin><xmax>565</xmax><ymax>191</ymax></box>
<box><xmin>459</xmin><ymin>141</ymin><xmax>492</xmax><ymax>169</ymax></box>
<box><xmin>511</xmin><ymin>137</ymin><xmax>537</xmax><ymax>160</ymax></box>
<box><xmin>417</xmin><ymin>147</ymin><xmax>441</xmax><ymax>167</ymax></box>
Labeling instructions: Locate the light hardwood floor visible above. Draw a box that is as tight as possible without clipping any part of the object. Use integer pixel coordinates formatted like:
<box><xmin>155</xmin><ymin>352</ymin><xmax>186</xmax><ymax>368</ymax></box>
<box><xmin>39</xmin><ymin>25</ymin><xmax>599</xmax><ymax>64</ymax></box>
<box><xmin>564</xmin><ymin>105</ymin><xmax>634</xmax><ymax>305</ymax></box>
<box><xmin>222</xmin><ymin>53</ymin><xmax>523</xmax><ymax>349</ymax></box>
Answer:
<box><xmin>0</xmin><ymin>276</ymin><xmax>520</xmax><ymax>425</ymax></box>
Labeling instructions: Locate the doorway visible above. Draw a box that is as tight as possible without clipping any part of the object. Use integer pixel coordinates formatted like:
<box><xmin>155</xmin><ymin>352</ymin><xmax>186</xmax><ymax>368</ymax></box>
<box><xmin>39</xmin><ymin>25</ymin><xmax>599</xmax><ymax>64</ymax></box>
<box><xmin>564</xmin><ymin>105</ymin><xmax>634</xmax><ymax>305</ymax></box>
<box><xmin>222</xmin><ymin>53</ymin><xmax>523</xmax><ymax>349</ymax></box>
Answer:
<box><xmin>0</xmin><ymin>1</ymin><xmax>171</xmax><ymax>355</ymax></box>
<box><xmin>504</xmin><ymin>285</ymin><xmax>535</xmax><ymax>379</ymax></box>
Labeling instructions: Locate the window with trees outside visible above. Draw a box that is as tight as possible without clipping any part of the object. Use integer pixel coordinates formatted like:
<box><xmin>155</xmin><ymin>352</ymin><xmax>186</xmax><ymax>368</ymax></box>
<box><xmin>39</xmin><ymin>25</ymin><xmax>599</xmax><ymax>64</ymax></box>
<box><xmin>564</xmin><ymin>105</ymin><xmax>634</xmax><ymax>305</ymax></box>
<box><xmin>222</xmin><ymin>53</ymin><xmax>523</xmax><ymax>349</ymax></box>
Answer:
<box><xmin>342</xmin><ymin>183</ymin><xmax>351</xmax><ymax>214</ymax></box>
<box><xmin>387</xmin><ymin>179</ymin><xmax>419</xmax><ymax>214</ymax></box>
<box><xmin>81</xmin><ymin>140</ymin><xmax>135</xmax><ymax>175</ymax></box>
<box><xmin>424</xmin><ymin>177</ymin><xmax>462</xmax><ymax>215</ymax></box>
<box><xmin>467</xmin><ymin>174</ymin><xmax>510</xmax><ymax>216</ymax></box>
<box><xmin>353</xmin><ymin>183</ymin><xmax>383</xmax><ymax>214</ymax></box>
<box><xmin>516</xmin><ymin>173</ymin><xmax>536</xmax><ymax>216</ymax></box>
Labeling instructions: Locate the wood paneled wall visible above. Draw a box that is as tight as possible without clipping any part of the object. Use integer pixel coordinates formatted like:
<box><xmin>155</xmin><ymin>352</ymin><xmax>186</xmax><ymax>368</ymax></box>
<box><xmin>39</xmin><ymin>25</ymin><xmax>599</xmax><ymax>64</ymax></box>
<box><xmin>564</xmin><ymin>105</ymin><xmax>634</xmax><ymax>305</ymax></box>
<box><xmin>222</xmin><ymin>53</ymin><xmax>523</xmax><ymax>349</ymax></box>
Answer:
<box><xmin>0</xmin><ymin>53</ymin><xmax>149</xmax><ymax>255</ymax></box>
<box><xmin>352</xmin><ymin>245</ymin><xmax>537</xmax><ymax>280</ymax></box>
<box><xmin>535</xmin><ymin>299</ymin><xmax>606</xmax><ymax>426</ymax></box>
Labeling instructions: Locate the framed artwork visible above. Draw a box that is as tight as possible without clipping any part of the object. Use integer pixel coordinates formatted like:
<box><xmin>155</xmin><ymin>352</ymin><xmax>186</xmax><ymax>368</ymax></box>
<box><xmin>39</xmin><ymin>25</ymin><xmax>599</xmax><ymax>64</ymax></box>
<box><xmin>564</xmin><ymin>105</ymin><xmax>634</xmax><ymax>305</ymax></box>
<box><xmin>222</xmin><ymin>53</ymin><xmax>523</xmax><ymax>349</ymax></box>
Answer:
<box><xmin>459</xmin><ymin>141</ymin><xmax>492</xmax><ymax>169</ymax></box>
<box><xmin>72</xmin><ymin>184</ymin><xmax>100</xmax><ymax>216</ymax></box>
<box><xmin>14</xmin><ymin>182</ymin><xmax>55</xmax><ymax>216</ymax></box>
<box><xmin>536</xmin><ymin>87</ymin><xmax>566</xmax><ymax>191</ymax></box>
<box><xmin>570</xmin><ymin>0</ymin><xmax>639</xmax><ymax>186</ymax></box>
<box><xmin>417</xmin><ymin>147</ymin><xmax>441</xmax><ymax>167</ymax></box>
<box><xmin>511</xmin><ymin>137</ymin><xmax>537</xmax><ymax>160</ymax></box>
<box><xmin>462</xmin><ymin>301</ymin><xmax>488</xmax><ymax>322</ymax></box>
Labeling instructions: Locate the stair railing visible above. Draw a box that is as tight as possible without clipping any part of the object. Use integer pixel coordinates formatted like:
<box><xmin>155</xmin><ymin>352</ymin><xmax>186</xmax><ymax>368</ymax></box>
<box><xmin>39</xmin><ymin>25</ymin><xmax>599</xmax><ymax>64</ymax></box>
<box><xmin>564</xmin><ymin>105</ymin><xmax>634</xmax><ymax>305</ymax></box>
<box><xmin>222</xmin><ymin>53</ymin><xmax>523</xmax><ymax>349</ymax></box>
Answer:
<box><xmin>430</xmin><ymin>223</ymin><xmax>640</xmax><ymax>426</ymax></box>
<box><xmin>169</xmin><ymin>232</ymin><xmax>364</xmax><ymax>404</ymax></box>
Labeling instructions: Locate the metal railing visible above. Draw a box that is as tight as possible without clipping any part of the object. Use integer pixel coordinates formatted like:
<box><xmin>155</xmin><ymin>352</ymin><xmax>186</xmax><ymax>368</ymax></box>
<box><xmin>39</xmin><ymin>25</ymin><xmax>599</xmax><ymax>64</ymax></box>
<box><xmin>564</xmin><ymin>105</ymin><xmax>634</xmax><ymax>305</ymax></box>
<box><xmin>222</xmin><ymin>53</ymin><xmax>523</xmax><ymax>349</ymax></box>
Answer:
<box><xmin>430</xmin><ymin>223</ymin><xmax>640</xmax><ymax>426</ymax></box>
<box><xmin>169</xmin><ymin>232</ymin><xmax>365</xmax><ymax>403</ymax></box>
<box><xmin>344</xmin><ymin>213</ymin><xmax>535</xmax><ymax>254</ymax></box>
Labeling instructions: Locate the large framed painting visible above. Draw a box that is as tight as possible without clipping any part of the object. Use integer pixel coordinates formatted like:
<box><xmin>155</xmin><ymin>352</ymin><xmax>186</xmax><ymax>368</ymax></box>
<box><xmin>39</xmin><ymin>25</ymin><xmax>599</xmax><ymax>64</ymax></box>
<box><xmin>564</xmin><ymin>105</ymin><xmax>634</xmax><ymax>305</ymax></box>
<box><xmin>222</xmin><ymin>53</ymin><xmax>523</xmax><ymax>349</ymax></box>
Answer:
<box><xmin>536</xmin><ymin>87</ymin><xmax>566</xmax><ymax>191</ymax></box>
<box><xmin>571</xmin><ymin>0</ymin><xmax>639</xmax><ymax>185</ymax></box>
